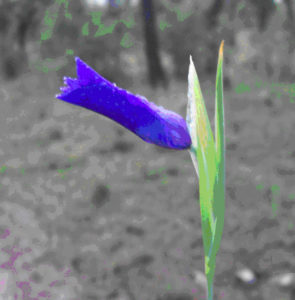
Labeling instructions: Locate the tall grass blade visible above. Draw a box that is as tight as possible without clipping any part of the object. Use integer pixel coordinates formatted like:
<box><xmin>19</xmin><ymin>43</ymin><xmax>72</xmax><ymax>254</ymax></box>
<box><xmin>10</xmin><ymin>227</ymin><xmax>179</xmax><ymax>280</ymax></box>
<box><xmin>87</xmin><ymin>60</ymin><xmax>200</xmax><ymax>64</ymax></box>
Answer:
<box><xmin>211</xmin><ymin>40</ymin><xmax>225</xmax><ymax>258</ymax></box>
<box><xmin>187</xmin><ymin>56</ymin><xmax>217</xmax><ymax>292</ymax></box>
<box><xmin>187</xmin><ymin>41</ymin><xmax>225</xmax><ymax>300</ymax></box>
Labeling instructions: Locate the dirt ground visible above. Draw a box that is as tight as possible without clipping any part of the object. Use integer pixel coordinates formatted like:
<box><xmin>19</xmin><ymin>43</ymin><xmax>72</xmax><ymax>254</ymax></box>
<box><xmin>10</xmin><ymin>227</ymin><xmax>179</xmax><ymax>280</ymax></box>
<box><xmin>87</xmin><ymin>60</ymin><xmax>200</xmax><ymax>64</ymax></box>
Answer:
<box><xmin>0</xmin><ymin>62</ymin><xmax>295</xmax><ymax>300</ymax></box>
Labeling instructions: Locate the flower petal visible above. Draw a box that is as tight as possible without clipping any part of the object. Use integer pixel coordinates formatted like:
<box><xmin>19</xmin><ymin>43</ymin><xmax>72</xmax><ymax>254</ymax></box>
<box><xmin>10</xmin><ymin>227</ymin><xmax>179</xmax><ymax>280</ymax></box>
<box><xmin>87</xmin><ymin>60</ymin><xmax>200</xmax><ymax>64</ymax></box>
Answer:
<box><xmin>56</xmin><ymin>57</ymin><xmax>191</xmax><ymax>150</ymax></box>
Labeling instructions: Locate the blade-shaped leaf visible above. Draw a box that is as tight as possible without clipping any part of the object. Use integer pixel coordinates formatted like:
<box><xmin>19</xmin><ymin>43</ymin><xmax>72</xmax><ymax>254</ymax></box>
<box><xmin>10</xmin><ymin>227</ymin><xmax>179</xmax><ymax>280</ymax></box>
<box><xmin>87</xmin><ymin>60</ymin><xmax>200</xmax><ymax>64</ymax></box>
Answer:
<box><xmin>187</xmin><ymin>56</ymin><xmax>217</xmax><ymax>255</ymax></box>
<box><xmin>187</xmin><ymin>42</ymin><xmax>225</xmax><ymax>300</ymax></box>
<box><xmin>215</xmin><ymin>41</ymin><xmax>225</xmax><ymax>170</ymax></box>
<box><xmin>212</xmin><ymin>41</ymin><xmax>226</xmax><ymax>257</ymax></box>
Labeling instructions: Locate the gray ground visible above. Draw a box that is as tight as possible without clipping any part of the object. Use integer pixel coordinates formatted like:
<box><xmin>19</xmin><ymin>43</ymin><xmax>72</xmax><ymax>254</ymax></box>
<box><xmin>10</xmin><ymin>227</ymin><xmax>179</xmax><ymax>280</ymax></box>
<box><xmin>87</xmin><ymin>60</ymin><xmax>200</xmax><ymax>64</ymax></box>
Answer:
<box><xmin>0</xmin><ymin>59</ymin><xmax>295</xmax><ymax>300</ymax></box>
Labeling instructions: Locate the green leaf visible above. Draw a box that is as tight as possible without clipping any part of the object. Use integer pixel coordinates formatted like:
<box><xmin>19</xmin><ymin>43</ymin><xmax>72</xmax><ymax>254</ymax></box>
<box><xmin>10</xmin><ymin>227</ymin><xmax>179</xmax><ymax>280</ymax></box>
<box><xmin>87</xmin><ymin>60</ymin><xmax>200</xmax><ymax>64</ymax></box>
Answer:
<box><xmin>211</xmin><ymin>41</ymin><xmax>226</xmax><ymax>258</ymax></box>
<box><xmin>187</xmin><ymin>56</ymin><xmax>217</xmax><ymax>255</ymax></box>
<box><xmin>187</xmin><ymin>41</ymin><xmax>226</xmax><ymax>300</ymax></box>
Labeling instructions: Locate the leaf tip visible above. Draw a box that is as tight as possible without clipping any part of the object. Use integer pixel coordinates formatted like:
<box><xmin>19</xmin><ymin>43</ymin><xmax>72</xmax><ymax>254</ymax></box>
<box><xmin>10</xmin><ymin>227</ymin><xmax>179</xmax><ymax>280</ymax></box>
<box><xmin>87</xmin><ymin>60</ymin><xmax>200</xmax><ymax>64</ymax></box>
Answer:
<box><xmin>188</xmin><ymin>55</ymin><xmax>196</xmax><ymax>79</ymax></box>
<box><xmin>219</xmin><ymin>40</ymin><xmax>224</xmax><ymax>58</ymax></box>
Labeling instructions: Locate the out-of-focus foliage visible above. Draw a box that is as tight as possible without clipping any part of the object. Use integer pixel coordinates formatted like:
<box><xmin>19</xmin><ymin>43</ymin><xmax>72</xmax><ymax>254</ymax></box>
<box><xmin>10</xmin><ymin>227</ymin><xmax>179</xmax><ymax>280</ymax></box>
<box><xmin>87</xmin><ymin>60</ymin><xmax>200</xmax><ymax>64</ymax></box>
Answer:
<box><xmin>0</xmin><ymin>0</ymin><xmax>294</xmax><ymax>85</ymax></box>
<box><xmin>0</xmin><ymin>0</ymin><xmax>52</xmax><ymax>79</ymax></box>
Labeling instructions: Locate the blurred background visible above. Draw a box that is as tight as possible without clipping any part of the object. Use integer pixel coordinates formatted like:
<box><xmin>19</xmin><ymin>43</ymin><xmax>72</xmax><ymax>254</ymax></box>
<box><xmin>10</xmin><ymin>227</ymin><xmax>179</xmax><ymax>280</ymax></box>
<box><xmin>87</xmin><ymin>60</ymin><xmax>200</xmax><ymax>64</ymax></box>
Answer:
<box><xmin>1</xmin><ymin>0</ymin><xmax>294</xmax><ymax>87</ymax></box>
<box><xmin>0</xmin><ymin>0</ymin><xmax>295</xmax><ymax>300</ymax></box>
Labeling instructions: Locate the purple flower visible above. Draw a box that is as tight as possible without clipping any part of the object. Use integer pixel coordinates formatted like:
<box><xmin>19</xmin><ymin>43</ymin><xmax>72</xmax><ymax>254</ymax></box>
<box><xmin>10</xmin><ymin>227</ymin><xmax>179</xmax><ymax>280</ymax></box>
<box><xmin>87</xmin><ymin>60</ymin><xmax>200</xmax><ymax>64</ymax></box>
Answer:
<box><xmin>56</xmin><ymin>57</ymin><xmax>191</xmax><ymax>150</ymax></box>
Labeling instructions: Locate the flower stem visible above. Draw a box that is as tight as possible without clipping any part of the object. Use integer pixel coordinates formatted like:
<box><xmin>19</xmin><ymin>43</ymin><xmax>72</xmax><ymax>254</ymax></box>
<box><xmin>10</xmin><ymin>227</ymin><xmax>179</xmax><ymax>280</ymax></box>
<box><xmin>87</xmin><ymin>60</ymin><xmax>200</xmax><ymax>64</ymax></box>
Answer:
<box><xmin>207</xmin><ymin>282</ymin><xmax>213</xmax><ymax>300</ymax></box>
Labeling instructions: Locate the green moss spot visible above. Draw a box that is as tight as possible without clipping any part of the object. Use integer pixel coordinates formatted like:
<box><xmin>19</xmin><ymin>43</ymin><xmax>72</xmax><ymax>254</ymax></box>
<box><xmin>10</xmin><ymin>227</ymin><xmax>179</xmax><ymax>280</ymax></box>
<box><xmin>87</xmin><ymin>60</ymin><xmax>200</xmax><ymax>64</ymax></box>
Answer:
<box><xmin>82</xmin><ymin>22</ymin><xmax>89</xmax><ymax>36</ymax></box>
<box><xmin>159</xmin><ymin>20</ymin><xmax>172</xmax><ymax>31</ymax></box>
<box><xmin>256</xmin><ymin>184</ymin><xmax>264</xmax><ymax>190</ymax></box>
<box><xmin>271</xmin><ymin>184</ymin><xmax>280</xmax><ymax>194</ymax></box>
<box><xmin>120</xmin><ymin>32</ymin><xmax>133</xmax><ymax>48</ymax></box>
<box><xmin>235</xmin><ymin>83</ymin><xmax>251</xmax><ymax>94</ymax></box>
<box><xmin>66</xmin><ymin>49</ymin><xmax>74</xmax><ymax>55</ymax></box>
<box><xmin>0</xmin><ymin>166</ymin><xmax>7</xmax><ymax>173</ymax></box>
